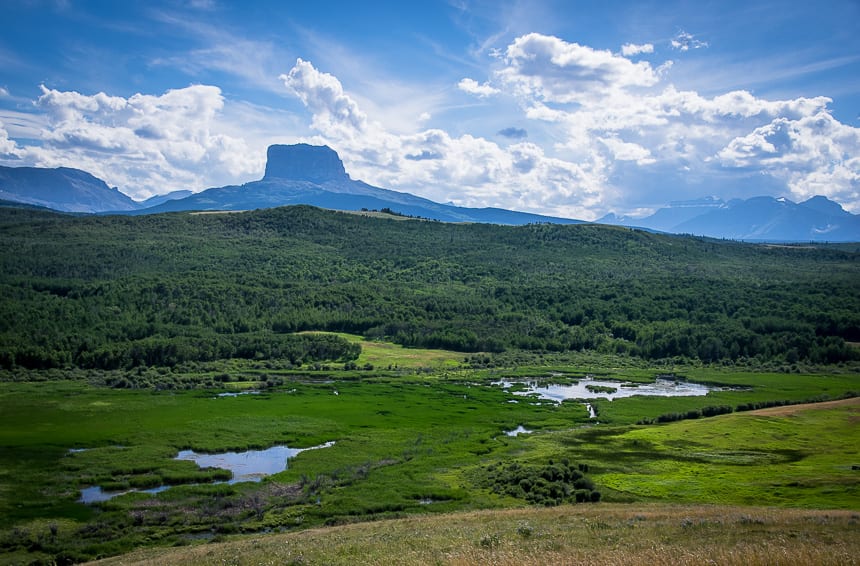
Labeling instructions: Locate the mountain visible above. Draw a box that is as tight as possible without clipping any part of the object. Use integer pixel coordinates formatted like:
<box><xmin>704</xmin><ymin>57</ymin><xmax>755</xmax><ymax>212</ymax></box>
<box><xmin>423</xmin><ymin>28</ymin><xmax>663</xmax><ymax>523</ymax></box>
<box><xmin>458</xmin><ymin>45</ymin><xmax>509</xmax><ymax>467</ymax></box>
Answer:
<box><xmin>139</xmin><ymin>190</ymin><xmax>194</xmax><ymax>208</ymax></box>
<box><xmin>599</xmin><ymin>195</ymin><xmax>860</xmax><ymax>242</ymax></box>
<box><xmin>138</xmin><ymin>144</ymin><xmax>583</xmax><ymax>225</ymax></box>
<box><xmin>0</xmin><ymin>165</ymin><xmax>139</xmax><ymax>213</ymax></box>
<box><xmin>2</xmin><ymin>146</ymin><xmax>858</xmax><ymax>239</ymax></box>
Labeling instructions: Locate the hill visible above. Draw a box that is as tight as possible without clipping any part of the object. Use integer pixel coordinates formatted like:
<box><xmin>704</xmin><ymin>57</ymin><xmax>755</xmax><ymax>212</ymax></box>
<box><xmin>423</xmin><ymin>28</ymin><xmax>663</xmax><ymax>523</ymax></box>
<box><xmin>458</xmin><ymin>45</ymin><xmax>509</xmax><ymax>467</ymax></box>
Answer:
<box><xmin>1</xmin><ymin>204</ymin><xmax>858</xmax><ymax>371</ymax></box>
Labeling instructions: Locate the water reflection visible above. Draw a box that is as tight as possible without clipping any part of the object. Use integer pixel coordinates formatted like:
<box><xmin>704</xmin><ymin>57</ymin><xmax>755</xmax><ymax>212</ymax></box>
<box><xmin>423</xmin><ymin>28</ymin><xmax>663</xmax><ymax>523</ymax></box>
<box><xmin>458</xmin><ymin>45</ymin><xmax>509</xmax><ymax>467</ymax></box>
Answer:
<box><xmin>176</xmin><ymin>441</ymin><xmax>335</xmax><ymax>484</ymax></box>
<box><xmin>498</xmin><ymin>377</ymin><xmax>721</xmax><ymax>402</ymax></box>
<box><xmin>78</xmin><ymin>441</ymin><xmax>334</xmax><ymax>503</ymax></box>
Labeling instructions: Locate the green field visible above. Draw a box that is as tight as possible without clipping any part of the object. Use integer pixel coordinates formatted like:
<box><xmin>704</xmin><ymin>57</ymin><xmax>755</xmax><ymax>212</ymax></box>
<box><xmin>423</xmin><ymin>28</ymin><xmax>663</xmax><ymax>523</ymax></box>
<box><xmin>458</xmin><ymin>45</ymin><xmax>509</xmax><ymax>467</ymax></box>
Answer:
<box><xmin>0</xmin><ymin>341</ymin><xmax>857</xmax><ymax>563</ymax></box>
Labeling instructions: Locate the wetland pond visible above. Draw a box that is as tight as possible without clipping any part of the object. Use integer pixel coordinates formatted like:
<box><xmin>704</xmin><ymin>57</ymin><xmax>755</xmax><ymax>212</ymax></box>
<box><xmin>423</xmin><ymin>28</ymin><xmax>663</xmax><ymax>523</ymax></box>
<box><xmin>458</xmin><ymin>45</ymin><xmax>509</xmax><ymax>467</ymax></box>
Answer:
<box><xmin>78</xmin><ymin>441</ymin><xmax>334</xmax><ymax>503</ymax></box>
<box><xmin>497</xmin><ymin>376</ymin><xmax>729</xmax><ymax>410</ymax></box>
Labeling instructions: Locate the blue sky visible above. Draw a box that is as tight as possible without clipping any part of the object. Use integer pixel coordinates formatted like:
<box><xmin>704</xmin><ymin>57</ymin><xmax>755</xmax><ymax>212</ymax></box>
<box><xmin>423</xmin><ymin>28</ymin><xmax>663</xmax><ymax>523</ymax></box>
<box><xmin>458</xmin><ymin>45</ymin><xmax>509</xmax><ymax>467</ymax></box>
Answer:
<box><xmin>1</xmin><ymin>0</ymin><xmax>858</xmax><ymax>219</ymax></box>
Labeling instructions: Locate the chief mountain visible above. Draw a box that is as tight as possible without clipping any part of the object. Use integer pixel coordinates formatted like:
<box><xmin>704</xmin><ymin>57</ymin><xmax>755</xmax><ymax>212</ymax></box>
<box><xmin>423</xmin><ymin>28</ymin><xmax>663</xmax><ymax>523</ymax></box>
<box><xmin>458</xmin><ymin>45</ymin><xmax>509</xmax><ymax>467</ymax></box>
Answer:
<box><xmin>1</xmin><ymin>143</ymin><xmax>858</xmax><ymax>241</ymax></box>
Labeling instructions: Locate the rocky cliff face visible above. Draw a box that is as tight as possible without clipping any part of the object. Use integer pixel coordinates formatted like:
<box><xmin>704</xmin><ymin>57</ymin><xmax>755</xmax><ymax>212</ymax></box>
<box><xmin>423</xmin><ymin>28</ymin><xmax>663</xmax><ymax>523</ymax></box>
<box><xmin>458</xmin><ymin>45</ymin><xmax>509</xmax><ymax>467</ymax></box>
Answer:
<box><xmin>263</xmin><ymin>144</ymin><xmax>349</xmax><ymax>183</ymax></box>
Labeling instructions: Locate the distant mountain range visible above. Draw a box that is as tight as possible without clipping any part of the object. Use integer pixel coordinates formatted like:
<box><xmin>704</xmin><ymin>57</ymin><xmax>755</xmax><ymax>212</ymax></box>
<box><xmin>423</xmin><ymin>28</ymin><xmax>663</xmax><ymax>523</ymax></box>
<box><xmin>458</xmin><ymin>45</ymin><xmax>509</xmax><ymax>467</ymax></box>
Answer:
<box><xmin>1</xmin><ymin>144</ymin><xmax>858</xmax><ymax>241</ymax></box>
<box><xmin>598</xmin><ymin>195</ymin><xmax>860</xmax><ymax>242</ymax></box>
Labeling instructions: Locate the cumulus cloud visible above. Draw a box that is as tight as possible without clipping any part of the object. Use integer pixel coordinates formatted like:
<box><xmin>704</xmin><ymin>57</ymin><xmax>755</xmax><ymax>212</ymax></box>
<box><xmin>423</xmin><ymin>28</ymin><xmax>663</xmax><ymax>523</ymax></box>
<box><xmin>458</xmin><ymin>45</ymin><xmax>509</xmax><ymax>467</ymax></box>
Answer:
<box><xmin>286</xmin><ymin>32</ymin><xmax>860</xmax><ymax>216</ymax></box>
<box><xmin>6</xmin><ymin>31</ymin><xmax>858</xmax><ymax>217</ymax></box>
<box><xmin>457</xmin><ymin>78</ymin><xmax>500</xmax><ymax>98</ymax></box>
<box><xmin>280</xmin><ymin>59</ymin><xmax>368</xmax><ymax>138</ymax></box>
<box><xmin>718</xmin><ymin>112</ymin><xmax>860</xmax><ymax>202</ymax></box>
<box><xmin>5</xmin><ymin>85</ymin><xmax>263</xmax><ymax>199</ymax></box>
<box><xmin>621</xmin><ymin>43</ymin><xmax>654</xmax><ymax>56</ymax></box>
<box><xmin>282</xmin><ymin>58</ymin><xmax>603</xmax><ymax>219</ymax></box>
<box><xmin>0</xmin><ymin>121</ymin><xmax>19</xmax><ymax>156</ymax></box>
<box><xmin>498</xmin><ymin>33</ymin><xmax>659</xmax><ymax>104</ymax></box>
<box><xmin>599</xmin><ymin>136</ymin><xmax>656</xmax><ymax>165</ymax></box>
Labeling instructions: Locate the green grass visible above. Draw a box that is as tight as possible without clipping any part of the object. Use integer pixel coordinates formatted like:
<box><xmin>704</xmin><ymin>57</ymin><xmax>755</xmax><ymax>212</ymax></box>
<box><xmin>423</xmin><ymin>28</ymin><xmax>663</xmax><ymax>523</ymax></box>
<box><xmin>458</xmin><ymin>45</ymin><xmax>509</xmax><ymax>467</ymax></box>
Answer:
<box><xmin>1</xmin><ymin>360</ymin><xmax>858</xmax><ymax>563</ymax></box>
<box><xmin>549</xmin><ymin>398</ymin><xmax>860</xmax><ymax>509</ymax></box>
<box><xmin>315</xmin><ymin>332</ymin><xmax>467</xmax><ymax>369</ymax></box>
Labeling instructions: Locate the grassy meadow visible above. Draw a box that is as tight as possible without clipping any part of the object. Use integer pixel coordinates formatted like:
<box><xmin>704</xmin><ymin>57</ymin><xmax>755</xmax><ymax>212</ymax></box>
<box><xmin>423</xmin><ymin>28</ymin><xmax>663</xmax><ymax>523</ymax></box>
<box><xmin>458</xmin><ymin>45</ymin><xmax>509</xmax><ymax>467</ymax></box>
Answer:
<box><xmin>0</xmin><ymin>337</ymin><xmax>858</xmax><ymax>563</ymax></box>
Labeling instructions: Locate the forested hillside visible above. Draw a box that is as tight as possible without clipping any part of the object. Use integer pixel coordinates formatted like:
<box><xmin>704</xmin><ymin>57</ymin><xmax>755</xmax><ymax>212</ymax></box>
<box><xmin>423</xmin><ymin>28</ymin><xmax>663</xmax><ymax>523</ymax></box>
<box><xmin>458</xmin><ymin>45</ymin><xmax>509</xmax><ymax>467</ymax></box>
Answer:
<box><xmin>2</xmin><ymin>205</ymin><xmax>858</xmax><ymax>371</ymax></box>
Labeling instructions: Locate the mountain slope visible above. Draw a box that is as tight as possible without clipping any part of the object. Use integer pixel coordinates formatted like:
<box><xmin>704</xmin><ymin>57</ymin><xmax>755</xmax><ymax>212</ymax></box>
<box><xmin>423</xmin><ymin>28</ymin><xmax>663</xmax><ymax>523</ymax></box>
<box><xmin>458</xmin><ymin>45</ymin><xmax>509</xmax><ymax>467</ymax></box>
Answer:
<box><xmin>0</xmin><ymin>165</ymin><xmax>140</xmax><ymax>213</ymax></box>
<box><xmin>138</xmin><ymin>144</ymin><xmax>583</xmax><ymax>225</ymax></box>
<box><xmin>600</xmin><ymin>195</ymin><xmax>860</xmax><ymax>241</ymax></box>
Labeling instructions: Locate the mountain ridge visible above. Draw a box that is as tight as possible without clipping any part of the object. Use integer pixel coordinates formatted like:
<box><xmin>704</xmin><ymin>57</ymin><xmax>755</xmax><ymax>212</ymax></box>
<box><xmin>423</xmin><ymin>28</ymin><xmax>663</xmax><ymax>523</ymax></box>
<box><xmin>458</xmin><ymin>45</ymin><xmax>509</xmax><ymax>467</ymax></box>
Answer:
<box><xmin>137</xmin><ymin>144</ymin><xmax>584</xmax><ymax>225</ymax></box>
<box><xmin>1</xmin><ymin>144</ymin><xmax>858</xmax><ymax>240</ymax></box>
<box><xmin>0</xmin><ymin>165</ymin><xmax>139</xmax><ymax>213</ymax></box>
<box><xmin>599</xmin><ymin>195</ymin><xmax>860</xmax><ymax>242</ymax></box>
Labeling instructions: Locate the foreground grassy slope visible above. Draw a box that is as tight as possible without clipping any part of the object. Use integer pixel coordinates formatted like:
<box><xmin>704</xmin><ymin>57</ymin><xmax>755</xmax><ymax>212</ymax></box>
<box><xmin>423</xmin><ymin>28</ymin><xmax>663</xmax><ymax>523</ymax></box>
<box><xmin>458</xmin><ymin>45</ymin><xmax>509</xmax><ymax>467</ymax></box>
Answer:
<box><xmin>92</xmin><ymin>504</ymin><xmax>860</xmax><ymax>566</ymax></box>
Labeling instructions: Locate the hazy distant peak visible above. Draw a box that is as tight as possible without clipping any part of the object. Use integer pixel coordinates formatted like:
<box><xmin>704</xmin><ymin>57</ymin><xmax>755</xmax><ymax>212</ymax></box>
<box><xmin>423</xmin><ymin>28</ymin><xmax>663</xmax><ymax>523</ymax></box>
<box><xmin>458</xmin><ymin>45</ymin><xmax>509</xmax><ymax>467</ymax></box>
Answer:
<box><xmin>263</xmin><ymin>144</ymin><xmax>349</xmax><ymax>183</ymax></box>
<box><xmin>800</xmin><ymin>195</ymin><xmax>848</xmax><ymax>217</ymax></box>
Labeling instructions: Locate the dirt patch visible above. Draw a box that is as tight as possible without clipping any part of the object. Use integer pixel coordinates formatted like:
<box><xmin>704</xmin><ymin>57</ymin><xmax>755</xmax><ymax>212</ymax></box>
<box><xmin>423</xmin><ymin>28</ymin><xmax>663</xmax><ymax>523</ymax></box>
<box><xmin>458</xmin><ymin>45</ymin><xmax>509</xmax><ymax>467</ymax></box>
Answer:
<box><xmin>749</xmin><ymin>396</ymin><xmax>859</xmax><ymax>417</ymax></box>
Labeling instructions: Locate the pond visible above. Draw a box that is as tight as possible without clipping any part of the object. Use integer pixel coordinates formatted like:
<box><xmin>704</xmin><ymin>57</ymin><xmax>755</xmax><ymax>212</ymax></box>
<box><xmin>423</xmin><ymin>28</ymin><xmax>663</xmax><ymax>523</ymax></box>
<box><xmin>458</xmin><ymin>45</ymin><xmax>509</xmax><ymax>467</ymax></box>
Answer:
<box><xmin>176</xmin><ymin>441</ymin><xmax>335</xmax><ymax>484</ymax></box>
<box><xmin>497</xmin><ymin>376</ymin><xmax>723</xmax><ymax>403</ymax></box>
<box><xmin>504</xmin><ymin>425</ymin><xmax>533</xmax><ymax>436</ymax></box>
<box><xmin>79</xmin><ymin>485</ymin><xmax>170</xmax><ymax>504</ymax></box>
<box><xmin>78</xmin><ymin>440</ymin><xmax>334</xmax><ymax>503</ymax></box>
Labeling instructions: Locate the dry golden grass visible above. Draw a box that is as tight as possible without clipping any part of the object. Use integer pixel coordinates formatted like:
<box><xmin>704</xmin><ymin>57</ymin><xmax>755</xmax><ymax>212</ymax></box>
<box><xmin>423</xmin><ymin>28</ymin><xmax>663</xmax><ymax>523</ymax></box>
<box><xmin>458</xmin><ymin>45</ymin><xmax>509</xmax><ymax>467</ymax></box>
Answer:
<box><xmin>747</xmin><ymin>396</ymin><xmax>859</xmax><ymax>417</ymax></box>
<box><xmin>92</xmin><ymin>503</ymin><xmax>860</xmax><ymax>565</ymax></box>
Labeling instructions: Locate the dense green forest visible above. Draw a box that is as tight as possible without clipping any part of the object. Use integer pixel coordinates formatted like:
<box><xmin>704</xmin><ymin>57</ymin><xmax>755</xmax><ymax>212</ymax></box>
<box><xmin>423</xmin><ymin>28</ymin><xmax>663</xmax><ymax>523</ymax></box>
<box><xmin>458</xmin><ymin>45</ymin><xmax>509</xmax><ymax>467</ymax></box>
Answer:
<box><xmin>1</xmin><ymin>204</ymin><xmax>859</xmax><ymax>371</ymax></box>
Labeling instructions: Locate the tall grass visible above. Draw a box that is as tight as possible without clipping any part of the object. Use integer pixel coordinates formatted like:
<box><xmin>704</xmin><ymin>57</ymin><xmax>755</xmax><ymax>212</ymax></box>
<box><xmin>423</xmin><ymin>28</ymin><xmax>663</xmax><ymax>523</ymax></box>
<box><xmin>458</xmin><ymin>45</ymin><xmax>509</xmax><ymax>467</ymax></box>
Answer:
<box><xmin>92</xmin><ymin>504</ymin><xmax>860</xmax><ymax>565</ymax></box>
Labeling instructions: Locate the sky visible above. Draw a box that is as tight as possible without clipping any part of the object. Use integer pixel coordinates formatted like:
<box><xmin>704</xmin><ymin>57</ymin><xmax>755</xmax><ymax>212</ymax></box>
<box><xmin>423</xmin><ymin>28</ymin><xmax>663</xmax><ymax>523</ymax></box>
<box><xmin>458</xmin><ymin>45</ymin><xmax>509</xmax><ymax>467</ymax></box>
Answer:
<box><xmin>1</xmin><ymin>0</ymin><xmax>859</xmax><ymax>220</ymax></box>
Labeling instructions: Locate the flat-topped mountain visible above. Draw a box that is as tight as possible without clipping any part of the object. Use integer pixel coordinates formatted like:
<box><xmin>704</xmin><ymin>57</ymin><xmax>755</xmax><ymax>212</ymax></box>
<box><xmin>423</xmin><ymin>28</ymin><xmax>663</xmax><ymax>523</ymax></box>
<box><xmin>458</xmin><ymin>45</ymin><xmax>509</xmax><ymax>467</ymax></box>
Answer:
<box><xmin>264</xmin><ymin>143</ymin><xmax>349</xmax><ymax>183</ymax></box>
<box><xmin>140</xmin><ymin>144</ymin><xmax>583</xmax><ymax>225</ymax></box>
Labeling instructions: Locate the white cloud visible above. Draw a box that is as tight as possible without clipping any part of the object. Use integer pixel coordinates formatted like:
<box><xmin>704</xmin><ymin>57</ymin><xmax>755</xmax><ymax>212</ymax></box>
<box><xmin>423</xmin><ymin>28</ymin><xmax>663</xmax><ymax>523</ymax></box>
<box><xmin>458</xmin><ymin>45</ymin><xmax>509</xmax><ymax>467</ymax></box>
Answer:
<box><xmin>497</xmin><ymin>33</ymin><xmax>659</xmax><ymax>104</ymax></box>
<box><xmin>282</xmin><ymin>58</ymin><xmax>604</xmax><ymax>219</ymax></box>
<box><xmin>621</xmin><ymin>43</ymin><xmax>654</xmax><ymax>56</ymax></box>
<box><xmin>671</xmin><ymin>31</ymin><xmax>708</xmax><ymax>52</ymax></box>
<box><xmin>718</xmin><ymin>112</ymin><xmax>860</xmax><ymax>204</ymax></box>
<box><xmin>280</xmin><ymin>59</ymin><xmax>369</xmax><ymax>139</ymax></box>
<box><xmin>4</xmin><ymin>30</ymin><xmax>859</xmax><ymax>217</ymax></box>
<box><xmin>280</xmin><ymin>38</ymin><xmax>860</xmax><ymax>218</ymax></box>
<box><xmin>457</xmin><ymin>78</ymin><xmax>500</xmax><ymax>98</ymax></box>
<box><xmin>0</xmin><ymin>121</ymin><xmax>19</xmax><ymax>156</ymax></box>
<box><xmin>600</xmin><ymin>136</ymin><xmax>656</xmax><ymax>165</ymax></box>
<box><xmin>4</xmin><ymin>85</ymin><xmax>265</xmax><ymax>199</ymax></box>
